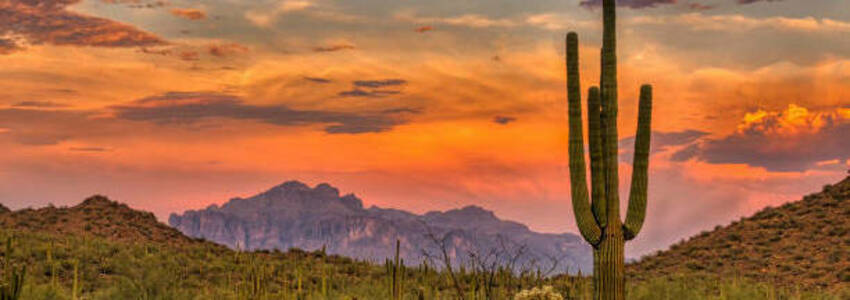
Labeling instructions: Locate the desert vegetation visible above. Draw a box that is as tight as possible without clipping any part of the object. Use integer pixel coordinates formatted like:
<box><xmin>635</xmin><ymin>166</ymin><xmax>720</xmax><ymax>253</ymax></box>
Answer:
<box><xmin>1</xmin><ymin>177</ymin><xmax>849</xmax><ymax>299</ymax></box>
<box><xmin>0</xmin><ymin>227</ymin><xmax>848</xmax><ymax>300</ymax></box>
<box><xmin>2</xmin><ymin>177</ymin><xmax>849</xmax><ymax>299</ymax></box>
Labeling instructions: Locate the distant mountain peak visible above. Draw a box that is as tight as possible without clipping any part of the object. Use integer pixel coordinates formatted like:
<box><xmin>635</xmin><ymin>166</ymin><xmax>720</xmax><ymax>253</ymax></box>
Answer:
<box><xmin>196</xmin><ymin>181</ymin><xmax>364</xmax><ymax>218</ymax></box>
<box><xmin>267</xmin><ymin>180</ymin><xmax>311</xmax><ymax>193</ymax></box>
<box><xmin>263</xmin><ymin>181</ymin><xmax>344</xmax><ymax>200</ymax></box>
<box><xmin>455</xmin><ymin>205</ymin><xmax>495</xmax><ymax>217</ymax></box>
<box><xmin>170</xmin><ymin>180</ymin><xmax>591</xmax><ymax>274</ymax></box>
<box><xmin>315</xmin><ymin>182</ymin><xmax>339</xmax><ymax>193</ymax></box>
<box><xmin>426</xmin><ymin>204</ymin><xmax>487</xmax><ymax>215</ymax></box>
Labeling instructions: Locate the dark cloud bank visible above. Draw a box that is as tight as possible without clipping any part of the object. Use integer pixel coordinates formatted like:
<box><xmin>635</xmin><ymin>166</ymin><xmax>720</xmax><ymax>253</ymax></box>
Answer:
<box><xmin>0</xmin><ymin>92</ymin><xmax>418</xmax><ymax>146</ymax></box>
<box><xmin>622</xmin><ymin>118</ymin><xmax>849</xmax><ymax>173</ymax></box>
<box><xmin>658</xmin><ymin>109</ymin><xmax>850</xmax><ymax>172</ymax></box>
<box><xmin>112</xmin><ymin>92</ymin><xmax>415</xmax><ymax>134</ymax></box>
<box><xmin>672</xmin><ymin>124</ymin><xmax>850</xmax><ymax>172</ymax></box>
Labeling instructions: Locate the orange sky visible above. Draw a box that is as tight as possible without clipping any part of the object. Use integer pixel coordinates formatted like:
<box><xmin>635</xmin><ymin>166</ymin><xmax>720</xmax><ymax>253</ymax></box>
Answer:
<box><xmin>1</xmin><ymin>0</ymin><xmax>849</xmax><ymax>257</ymax></box>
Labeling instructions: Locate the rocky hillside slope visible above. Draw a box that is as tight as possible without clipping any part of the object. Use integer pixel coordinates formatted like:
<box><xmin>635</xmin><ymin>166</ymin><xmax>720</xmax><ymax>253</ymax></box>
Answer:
<box><xmin>169</xmin><ymin>181</ymin><xmax>592</xmax><ymax>274</ymax></box>
<box><xmin>629</xmin><ymin>176</ymin><xmax>850</xmax><ymax>289</ymax></box>
<box><xmin>0</xmin><ymin>195</ymin><xmax>194</xmax><ymax>245</ymax></box>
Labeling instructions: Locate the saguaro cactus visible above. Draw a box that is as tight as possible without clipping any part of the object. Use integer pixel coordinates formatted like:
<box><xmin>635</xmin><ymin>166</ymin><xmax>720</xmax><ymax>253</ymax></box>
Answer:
<box><xmin>566</xmin><ymin>0</ymin><xmax>652</xmax><ymax>299</ymax></box>
<box><xmin>386</xmin><ymin>239</ymin><xmax>404</xmax><ymax>300</ymax></box>
<box><xmin>1</xmin><ymin>238</ymin><xmax>26</xmax><ymax>300</ymax></box>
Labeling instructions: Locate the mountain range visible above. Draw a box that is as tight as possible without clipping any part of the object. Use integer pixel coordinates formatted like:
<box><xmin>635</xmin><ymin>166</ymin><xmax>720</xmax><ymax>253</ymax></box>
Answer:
<box><xmin>168</xmin><ymin>181</ymin><xmax>593</xmax><ymax>274</ymax></box>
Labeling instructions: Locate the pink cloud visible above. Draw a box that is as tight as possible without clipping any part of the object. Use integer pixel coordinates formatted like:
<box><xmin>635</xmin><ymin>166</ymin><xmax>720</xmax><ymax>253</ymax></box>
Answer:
<box><xmin>170</xmin><ymin>8</ymin><xmax>206</xmax><ymax>20</ymax></box>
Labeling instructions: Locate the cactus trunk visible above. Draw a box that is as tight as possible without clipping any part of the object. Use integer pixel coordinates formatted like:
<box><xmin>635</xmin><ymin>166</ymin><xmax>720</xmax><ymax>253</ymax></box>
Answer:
<box><xmin>566</xmin><ymin>0</ymin><xmax>652</xmax><ymax>299</ymax></box>
<box><xmin>594</xmin><ymin>224</ymin><xmax>625</xmax><ymax>300</ymax></box>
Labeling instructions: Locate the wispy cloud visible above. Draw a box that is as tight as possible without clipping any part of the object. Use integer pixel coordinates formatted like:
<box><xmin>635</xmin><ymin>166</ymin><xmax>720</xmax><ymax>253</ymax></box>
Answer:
<box><xmin>414</xmin><ymin>26</ymin><xmax>434</xmax><ymax>33</ymax></box>
<box><xmin>737</xmin><ymin>0</ymin><xmax>784</xmax><ymax>4</ymax></box>
<box><xmin>304</xmin><ymin>76</ymin><xmax>332</xmax><ymax>83</ymax></box>
<box><xmin>208</xmin><ymin>43</ymin><xmax>248</xmax><ymax>57</ymax></box>
<box><xmin>620</xmin><ymin>130</ymin><xmax>709</xmax><ymax>162</ymax></box>
<box><xmin>629</xmin><ymin>13</ymin><xmax>850</xmax><ymax>33</ymax></box>
<box><xmin>69</xmin><ymin>146</ymin><xmax>111</xmax><ymax>152</ymax></box>
<box><xmin>179</xmin><ymin>51</ymin><xmax>200</xmax><ymax>61</ymax></box>
<box><xmin>312</xmin><ymin>43</ymin><xmax>356</xmax><ymax>52</ymax></box>
<box><xmin>244</xmin><ymin>0</ymin><xmax>316</xmax><ymax>27</ymax></box>
<box><xmin>12</xmin><ymin>101</ymin><xmax>71</xmax><ymax>108</ymax></box>
<box><xmin>338</xmin><ymin>79</ymin><xmax>407</xmax><ymax>98</ymax></box>
<box><xmin>580</xmin><ymin>0</ymin><xmax>677</xmax><ymax>9</ymax></box>
<box><xmin>338</xmin><ymin>89</ymin><xmax>401</xmax><ymax>98</ymax></box>
<box><xmin>687</xmin><ymin>3</ymin><xmax>715</xmax><ymax>10</ymax></box>
<box><xmin>243</xmin><ymin>0</ymin><xmax>362</xmax><ymax>28</ymax></box>
<box><xmin>395</xmin><ymin>11</ymin><xmax>591</xmax><ymax>31</ymax></box>
<box><xmin>395</xmin><ymin>12</ymin><xmax>517</xmax><ymax>28</ymax></box>
<box><xmin>353</xmin><ymin>79</ymin><xmax>407</xmax><ymax>88</ymax></box>
<box><xmin>492</xmin><ymin>116</ymin><xmax>517</xmax><ymax>125</ymax></box>
<box><xmin>171</xmin><ymin>8</ymin><xmax>207</xmax><ymax>21</ymax></box>
<box><xmin>101</xmin><ymin>0</ymin><xmax>168</xmax><ymax>9</ymax></box>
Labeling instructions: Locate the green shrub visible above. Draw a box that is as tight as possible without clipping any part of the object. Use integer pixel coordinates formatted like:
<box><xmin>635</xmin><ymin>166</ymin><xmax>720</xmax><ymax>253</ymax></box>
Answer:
<box><xmin>514</xmin><ymin>286</ymin><xmax>563</xmax><ymax>300</ymax></box>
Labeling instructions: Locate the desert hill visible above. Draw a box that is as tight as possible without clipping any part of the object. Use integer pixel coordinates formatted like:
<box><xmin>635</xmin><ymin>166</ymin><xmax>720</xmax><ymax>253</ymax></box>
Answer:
<box><xmin>628</xmin><ymin>176</ymin><xmax>850</xmax><ymax>289</ymax></box>
<box><xmin>0</xmin><ymin>195</ymin><xmax>194</xmax><ymax>245</ymax></box>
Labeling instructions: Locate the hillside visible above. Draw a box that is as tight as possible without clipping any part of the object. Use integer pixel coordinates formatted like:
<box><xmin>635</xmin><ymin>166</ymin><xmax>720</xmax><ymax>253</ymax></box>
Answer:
<box><xmin>169</xmin><ymin>181</ymin><xmax>592</xmax><ymax>274</ymax></box>
<box><xmin>629</xmin><ymin>176</ymin><xmax>850</xmax><ymax>289</ymax></box>
<box><xmin>0</xmin><ymin>195</ymin><xmax>194</xmax><ymax>245</ymax></box>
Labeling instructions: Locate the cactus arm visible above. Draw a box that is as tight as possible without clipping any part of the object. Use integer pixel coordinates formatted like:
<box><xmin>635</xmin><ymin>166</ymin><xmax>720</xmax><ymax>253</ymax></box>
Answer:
<box><xmin>624</xmin><ymin>85</ymin><xmax>652</xmax><ymax>241</ymax></box>
<box><xmin>600</xmin><ymin>0</ymin><xmax>621</xmax><ymax>224</ymax></box>
<box><xmin>587</xmin><ymin>86</ymin><xmax>607</xmax><ymax>227</ymax></box>
<box><xmin>567</xmin><ymin>32</ymin><xmax>602</xmax><ymax>246</ymax></box>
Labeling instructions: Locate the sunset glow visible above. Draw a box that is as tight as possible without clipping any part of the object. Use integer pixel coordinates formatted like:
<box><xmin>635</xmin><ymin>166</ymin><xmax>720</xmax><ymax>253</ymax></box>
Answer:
<box><xmin>1</xmin><ymin>0</ymin><xmax>848</xmax><ymax>257</ymax></box>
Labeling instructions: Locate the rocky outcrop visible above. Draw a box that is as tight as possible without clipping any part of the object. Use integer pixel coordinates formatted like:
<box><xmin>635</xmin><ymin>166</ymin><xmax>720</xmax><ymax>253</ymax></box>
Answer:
<box><xmin>169</xmin><ymin>181</ymin><xmax>592</xmax><ymax>273</ymax></box>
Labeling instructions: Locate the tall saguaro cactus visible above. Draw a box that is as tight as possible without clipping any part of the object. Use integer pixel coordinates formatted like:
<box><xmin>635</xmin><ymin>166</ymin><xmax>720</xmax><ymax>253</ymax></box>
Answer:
<box><xmin>567</xmin><ymin>0</ymin><xmax>652</xmax><ymax>299</ymax></box>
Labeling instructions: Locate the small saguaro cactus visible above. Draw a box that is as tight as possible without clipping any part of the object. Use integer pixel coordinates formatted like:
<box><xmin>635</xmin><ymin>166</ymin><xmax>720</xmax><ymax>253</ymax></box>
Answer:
<box><xmin>386</xmin><ymin>239</ymin><xmax>405</xmax><ymax>300</ymax></box>
<box><xmin>566</xmin><ymin>0</ymin><xmax>653</xmax><ymax>299</ymax></box>
<box><xmin>72</xmin><ymin>260</ymin><xmax>80</xmax><ymax>300</ymax></box>
<box><xmin>1</xmin><ymin>238</ymin><xmax>26</xmax><ymax>300</ymax></box>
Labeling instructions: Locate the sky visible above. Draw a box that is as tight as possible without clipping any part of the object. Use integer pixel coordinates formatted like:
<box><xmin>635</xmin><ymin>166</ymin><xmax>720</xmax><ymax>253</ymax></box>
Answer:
<box><xmin>0</xmin><ymin>0</ymin><xmax>849</xmax><ymax>257</ymax></box>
